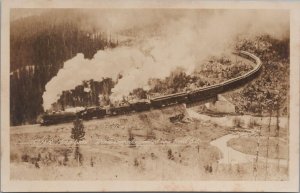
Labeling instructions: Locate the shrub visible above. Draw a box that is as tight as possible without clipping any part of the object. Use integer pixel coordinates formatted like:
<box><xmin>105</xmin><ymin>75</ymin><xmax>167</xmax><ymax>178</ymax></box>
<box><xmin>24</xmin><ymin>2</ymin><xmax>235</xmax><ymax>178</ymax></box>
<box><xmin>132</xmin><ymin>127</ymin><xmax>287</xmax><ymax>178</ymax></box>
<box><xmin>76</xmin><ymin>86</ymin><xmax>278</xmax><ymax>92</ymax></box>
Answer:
<box><xmin>128</xmin><ymin>128</ymin><xmax>136</xmax><ymax>148</ymax></box>
<box><xmin>167</xmin><ymin>149</ymin><xmax>174</xmax><ymax>160</ymax></box>
<box><xmin>233</xmin><ymin>117</ymin><xmax>243</xmax><ymax>128</ymax></box>
<box><xmin>248</xmin><ymin>118</ymin><xmax>258</xmax><ymax>128</ymax></box>
<box><xmin>10</xmin><ymin>153</ymin><xmax>19</xmax><ymax>162</ymax></box>
<box><xmin>204</xmin><ymin>164</ymin><xmax>213</xmax><ymax>173</ymax></box>
<box><xmin>34</xmin><ymin>161</ymin><xmax>40</xmax><ymax>169</ymax></box>
<box><xmin>146</xmin><ymin>129</ymin><xmax>156</xmax><ymax>140</ymax></box>
<box><xmin>21</xmin><ymin>153</ymin><xmax>30</xmax><ymax>162</ymax></box>
<box><xmin>63</xmin><ymin>151</ymin><xmax>69</xmax><ymax>166</ymax></box>
<box><xmin>90</xmin><ymin>157</ymin><xmax>94</xmax><ymax>167</ymax></box>
<box><xmin>134</xmin><ymin>158</ymin><xmax>139</xmax><ymax>167</ymax></box>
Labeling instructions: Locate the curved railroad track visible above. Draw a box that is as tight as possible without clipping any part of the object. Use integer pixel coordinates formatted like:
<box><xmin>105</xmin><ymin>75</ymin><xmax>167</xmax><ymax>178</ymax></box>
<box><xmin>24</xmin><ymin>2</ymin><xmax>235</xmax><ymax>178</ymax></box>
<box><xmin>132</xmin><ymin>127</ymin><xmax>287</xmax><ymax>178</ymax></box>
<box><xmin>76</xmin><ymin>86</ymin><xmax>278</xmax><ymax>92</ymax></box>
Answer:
<box><xmin>41</xmin><ymin>51</ymin><xmax>262</xmax><ymax>126</ymax></box>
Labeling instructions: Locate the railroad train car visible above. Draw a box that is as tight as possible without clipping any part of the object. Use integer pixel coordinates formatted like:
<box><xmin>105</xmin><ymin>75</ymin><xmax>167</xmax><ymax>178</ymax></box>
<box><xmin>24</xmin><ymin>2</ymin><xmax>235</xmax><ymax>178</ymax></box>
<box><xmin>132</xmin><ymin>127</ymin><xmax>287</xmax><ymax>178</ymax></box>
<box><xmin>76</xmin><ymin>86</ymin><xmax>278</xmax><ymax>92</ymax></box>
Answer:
<box><xmin>188</xmin><ymin>84</ymin><xmax>222</xmax><ymax>103</ymax></box>
<box><xmin>150</xmin><ymin>92</ymin><xmax>188</xmax><ymax>108</ymax></box>
<box><xmin>221</xmin><ymin>73</ymin><xmax>246</xmax><ymax>90</ymax></box>
<box><xmin>129</xmin><ymin>100</ymin><xmax>151</xmax><ymax>112</ymax></box>
<box><xmin>40</xmin><ymin>51</ymin><xmax>262</xmax><ymax>126</ymax></box>
<box><xmin>221</xmin><ymin>51</ymin><xmax>262</xmax><ymax>91</ymax></box>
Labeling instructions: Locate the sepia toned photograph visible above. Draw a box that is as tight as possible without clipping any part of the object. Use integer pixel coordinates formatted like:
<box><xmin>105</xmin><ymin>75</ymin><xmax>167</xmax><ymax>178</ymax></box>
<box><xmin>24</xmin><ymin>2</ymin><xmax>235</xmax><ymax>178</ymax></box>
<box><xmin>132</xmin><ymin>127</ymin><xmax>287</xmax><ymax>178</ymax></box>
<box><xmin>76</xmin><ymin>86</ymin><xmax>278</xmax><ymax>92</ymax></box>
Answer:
<box><xmin>1</xmin><ymin>0</ymin><xmax>299</xmax><ymax>192</ymax></box>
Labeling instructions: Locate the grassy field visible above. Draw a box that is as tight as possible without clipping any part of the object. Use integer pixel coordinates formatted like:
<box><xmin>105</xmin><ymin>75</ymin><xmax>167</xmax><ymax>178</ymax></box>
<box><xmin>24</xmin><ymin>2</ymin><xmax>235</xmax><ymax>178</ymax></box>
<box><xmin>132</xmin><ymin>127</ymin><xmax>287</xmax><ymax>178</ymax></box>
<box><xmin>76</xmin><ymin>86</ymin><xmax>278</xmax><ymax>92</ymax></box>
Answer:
<box><xmin>228</xmin><ymin>137</ymin><xmax>288</xmax><ymax>159</ymax></box>
<box><xmin>10</xmin><ymin>105</ymin><xmax>289</xmax><ymax>180</ymax></box>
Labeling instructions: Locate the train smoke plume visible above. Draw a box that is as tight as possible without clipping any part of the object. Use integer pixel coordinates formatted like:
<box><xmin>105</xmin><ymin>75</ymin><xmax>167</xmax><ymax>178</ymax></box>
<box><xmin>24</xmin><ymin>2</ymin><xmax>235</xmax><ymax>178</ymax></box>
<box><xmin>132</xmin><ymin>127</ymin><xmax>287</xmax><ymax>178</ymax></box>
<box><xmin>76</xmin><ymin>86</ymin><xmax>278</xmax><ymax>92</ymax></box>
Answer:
<box><xmin>42</xmin><ymin>9</ymin><xmax>289</xmax><ymax>110</ymax></box>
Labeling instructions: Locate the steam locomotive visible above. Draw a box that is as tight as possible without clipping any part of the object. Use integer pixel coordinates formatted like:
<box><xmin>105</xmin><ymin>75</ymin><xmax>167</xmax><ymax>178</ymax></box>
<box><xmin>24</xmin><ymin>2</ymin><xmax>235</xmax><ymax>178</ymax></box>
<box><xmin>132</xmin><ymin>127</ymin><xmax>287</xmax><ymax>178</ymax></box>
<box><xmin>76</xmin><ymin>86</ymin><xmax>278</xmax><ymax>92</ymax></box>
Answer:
<box><xmin>40</xmin><ymin>51</ymin><xmax>262</xmax><ymax>126</ymax></box>
<box><xmin>40</xmin><ymin>101</ymin><xmax>151</xmax><ymax>125</ymax></box>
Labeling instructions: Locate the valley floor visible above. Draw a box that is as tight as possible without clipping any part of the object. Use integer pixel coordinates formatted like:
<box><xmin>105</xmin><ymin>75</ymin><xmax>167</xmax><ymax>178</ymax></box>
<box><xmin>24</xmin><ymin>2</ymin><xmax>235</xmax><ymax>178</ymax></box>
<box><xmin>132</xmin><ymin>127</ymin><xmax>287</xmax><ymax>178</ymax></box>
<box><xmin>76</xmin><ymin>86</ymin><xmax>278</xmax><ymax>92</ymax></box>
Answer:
<box><xmin>10</xmin><ymin>105</ymin><xmax>289</xmax><ymax>180</ymax></box>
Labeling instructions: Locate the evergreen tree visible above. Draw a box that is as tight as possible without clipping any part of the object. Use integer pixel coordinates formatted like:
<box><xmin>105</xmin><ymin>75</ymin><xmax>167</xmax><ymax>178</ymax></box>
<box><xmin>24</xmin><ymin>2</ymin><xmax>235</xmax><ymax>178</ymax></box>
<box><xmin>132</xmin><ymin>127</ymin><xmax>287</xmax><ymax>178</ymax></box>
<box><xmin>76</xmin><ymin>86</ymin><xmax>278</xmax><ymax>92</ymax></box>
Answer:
<box><xmin>70</xmin><ymin>118</ymin><xmax>85</xmax><ymax>166</ymax></box>
<box><xmin>71</xmin><ymin>118</ymin><xmax>85</xmax><ymax>143</ymax></box>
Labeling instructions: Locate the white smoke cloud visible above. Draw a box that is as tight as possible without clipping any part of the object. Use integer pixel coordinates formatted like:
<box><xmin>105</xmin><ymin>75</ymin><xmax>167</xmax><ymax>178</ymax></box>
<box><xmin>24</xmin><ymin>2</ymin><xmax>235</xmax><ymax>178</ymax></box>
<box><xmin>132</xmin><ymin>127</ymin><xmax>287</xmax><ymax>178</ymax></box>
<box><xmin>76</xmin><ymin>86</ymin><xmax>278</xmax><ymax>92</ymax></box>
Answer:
<box><xmin>43</xmin><ymin>47</ymin><xmax>152</xmax><ymax>109</ymax></box>
<box><xmin>42</xmin><ymin>9</ymin><xmax>289</xmax><ymax>110</ymax></box>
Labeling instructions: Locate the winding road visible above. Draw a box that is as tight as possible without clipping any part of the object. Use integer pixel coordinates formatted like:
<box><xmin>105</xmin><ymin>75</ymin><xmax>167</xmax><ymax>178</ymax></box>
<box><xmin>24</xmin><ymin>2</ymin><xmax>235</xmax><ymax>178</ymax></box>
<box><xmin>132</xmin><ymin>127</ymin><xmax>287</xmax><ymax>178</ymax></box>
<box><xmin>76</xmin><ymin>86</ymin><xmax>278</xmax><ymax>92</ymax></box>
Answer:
<box><xmin>187</xmin><ymin>108</ymin><xmax>288</xmax><ymax>166</ymax></box>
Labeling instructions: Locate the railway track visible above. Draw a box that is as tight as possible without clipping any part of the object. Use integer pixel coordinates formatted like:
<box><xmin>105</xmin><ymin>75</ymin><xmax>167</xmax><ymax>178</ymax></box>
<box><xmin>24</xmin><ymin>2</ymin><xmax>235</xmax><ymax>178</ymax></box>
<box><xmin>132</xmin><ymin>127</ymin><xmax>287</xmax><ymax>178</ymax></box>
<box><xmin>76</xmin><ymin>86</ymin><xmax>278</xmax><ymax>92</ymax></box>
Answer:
<box><xmin>40</xmin><ymin>51</ymin><xmax>262</xmax><ymax>126</ymax></box>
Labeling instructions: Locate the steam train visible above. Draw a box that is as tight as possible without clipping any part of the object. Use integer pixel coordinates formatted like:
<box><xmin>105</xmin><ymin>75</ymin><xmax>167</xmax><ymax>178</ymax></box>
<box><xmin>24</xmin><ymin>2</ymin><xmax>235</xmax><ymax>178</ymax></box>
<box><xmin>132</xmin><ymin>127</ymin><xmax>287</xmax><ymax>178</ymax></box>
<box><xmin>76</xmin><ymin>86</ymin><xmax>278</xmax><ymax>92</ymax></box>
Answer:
<box><xmin>40</xmin><ymin>51</ymin><xmax>262</xmax><ymax>126</ymax></box>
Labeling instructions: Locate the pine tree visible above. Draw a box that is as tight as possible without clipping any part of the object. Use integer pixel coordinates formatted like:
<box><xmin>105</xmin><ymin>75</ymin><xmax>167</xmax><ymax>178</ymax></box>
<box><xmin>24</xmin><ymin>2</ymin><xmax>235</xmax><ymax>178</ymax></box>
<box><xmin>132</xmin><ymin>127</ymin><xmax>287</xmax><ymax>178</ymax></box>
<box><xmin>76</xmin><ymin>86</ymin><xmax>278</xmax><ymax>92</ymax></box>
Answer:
<box><xmin>71</xmin><ymin>118</ymin><xmax>85</xmax><ymax>143</ymax></box>
<box><xmin>70</xmin><ymin>118</ymin><xmax>85</xmax><ymax>166</ymax></box>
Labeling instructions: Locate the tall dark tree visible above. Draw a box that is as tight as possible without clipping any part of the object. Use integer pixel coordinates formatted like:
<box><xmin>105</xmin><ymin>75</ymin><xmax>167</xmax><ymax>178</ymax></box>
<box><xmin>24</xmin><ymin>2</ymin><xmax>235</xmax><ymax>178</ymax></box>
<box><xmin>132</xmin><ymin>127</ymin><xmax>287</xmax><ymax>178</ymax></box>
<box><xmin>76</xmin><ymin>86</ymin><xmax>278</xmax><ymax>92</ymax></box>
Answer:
<box><xmin>71</xmin><ymin>118</ymin><xmax>85</xmax><ymax>143</ymax></box>
<box><xmin>71</xmin><ymin>118</ymin><xmax>85</xmax><ymax>166</ymax></box>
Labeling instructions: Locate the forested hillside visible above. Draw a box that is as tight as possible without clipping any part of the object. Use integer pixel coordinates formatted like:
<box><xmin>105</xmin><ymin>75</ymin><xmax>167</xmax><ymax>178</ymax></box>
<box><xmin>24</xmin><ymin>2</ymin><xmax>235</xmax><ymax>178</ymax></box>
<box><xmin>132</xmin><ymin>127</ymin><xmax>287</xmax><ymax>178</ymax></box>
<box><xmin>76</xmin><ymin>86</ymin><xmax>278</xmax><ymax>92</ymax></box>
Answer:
<box><xmin>227</xmin><ymin>35</ymin><xmax>289</xmax><ymax>116</ymax></box>
<box><xmin>10</xmin><ymin>10</ymin><xmax>289</xmax><ymax>126</ymax></box>
<box><xmin>10</xmin><ymin>11</ymin><xmax>117</xmax><ymax>125</ymax></box>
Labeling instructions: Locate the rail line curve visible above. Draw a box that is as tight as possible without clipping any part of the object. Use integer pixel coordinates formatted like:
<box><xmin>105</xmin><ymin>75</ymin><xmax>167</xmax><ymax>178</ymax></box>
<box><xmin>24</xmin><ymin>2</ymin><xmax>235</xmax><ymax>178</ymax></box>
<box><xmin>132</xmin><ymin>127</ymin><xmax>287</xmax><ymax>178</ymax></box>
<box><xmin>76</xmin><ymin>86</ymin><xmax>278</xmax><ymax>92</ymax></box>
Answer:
<box><xmin>40</xmin><ymin>51</ymin><xmax>262</xmax><ymax>125</ymax></box>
